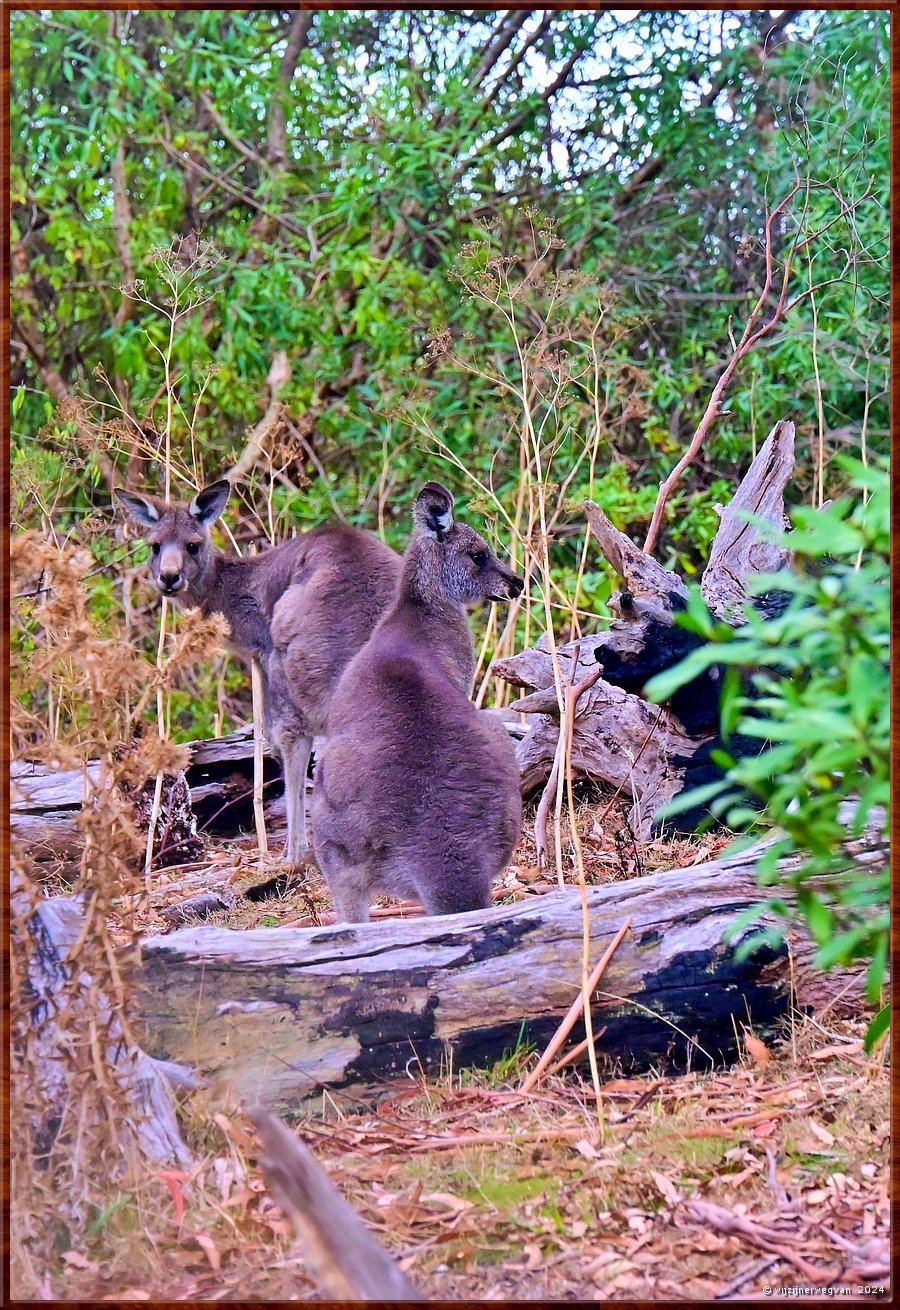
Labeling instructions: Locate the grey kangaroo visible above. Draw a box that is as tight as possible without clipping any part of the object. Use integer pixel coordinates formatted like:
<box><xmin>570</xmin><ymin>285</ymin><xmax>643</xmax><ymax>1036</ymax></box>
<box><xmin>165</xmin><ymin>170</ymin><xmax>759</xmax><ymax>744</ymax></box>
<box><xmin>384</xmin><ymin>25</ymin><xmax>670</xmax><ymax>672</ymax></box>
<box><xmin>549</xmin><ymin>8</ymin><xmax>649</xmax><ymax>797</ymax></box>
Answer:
<box><xmin>116</xmin><ymin>480</ymin><xmax>401</xmax><ymax>862</ymax></box>
<box><xmin>311</xmin><ymin>482</ymin><xmax>524</xmax><ymax>922</ymax></box>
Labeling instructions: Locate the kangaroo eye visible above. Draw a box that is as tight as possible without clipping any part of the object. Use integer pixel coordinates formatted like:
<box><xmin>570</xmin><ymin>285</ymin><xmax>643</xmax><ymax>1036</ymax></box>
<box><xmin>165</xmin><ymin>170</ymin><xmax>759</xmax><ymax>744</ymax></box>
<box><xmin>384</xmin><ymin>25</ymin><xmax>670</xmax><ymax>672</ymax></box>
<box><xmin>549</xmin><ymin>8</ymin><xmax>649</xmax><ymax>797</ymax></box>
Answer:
<box><xmin>471</xmin><ymin>550</ymin><xmax>488</xmax><ymax>568</ymax></box>
<box><xmin>185</xmin><ymin>541</ymin><xmax>201</xmax><ymax>556</ymax></box>
<box><xmin>151</xmin><ymin>542</ymin><xmax>161</xmax><ymax>556</ymax></box>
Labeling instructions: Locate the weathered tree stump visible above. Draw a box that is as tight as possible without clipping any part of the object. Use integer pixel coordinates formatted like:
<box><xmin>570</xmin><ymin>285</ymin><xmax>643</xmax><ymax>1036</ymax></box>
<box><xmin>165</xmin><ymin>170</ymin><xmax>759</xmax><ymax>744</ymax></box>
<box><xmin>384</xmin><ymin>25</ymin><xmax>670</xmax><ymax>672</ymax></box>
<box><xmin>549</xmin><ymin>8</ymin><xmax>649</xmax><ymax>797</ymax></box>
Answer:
<box><xmin>492</xmin><ymin>419</ymin><xmax>797</xmax><ymax>834</ymax></box>
<box><xmin>11</xmin><ymin>869</ymin><xmax>194</xmax><ymax>1165</ymax></box>
<box><xmin>133</xmin><ymin>823</ymin><xmax>881</xmax><ymax>1111</ymax></box>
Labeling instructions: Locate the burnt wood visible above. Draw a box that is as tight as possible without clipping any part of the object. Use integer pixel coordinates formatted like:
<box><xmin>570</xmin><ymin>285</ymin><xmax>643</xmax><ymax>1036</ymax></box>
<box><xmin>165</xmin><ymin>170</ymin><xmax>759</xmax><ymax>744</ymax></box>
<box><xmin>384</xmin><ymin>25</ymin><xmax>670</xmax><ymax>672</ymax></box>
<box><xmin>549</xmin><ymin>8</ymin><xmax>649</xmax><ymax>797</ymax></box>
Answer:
<box><xmin>133</xmin><ymin>827</ymin><xmax>882</xmax><ymax>1111</ymax></box>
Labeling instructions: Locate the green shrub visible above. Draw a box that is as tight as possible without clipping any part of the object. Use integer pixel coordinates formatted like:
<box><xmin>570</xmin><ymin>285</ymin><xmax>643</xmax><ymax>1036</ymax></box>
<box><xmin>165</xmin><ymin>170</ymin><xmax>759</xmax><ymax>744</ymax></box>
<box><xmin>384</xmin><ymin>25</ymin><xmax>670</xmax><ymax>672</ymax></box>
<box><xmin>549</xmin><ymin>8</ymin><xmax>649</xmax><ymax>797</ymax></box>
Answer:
<box><xmin>646</xmin><ymin>457</ymin><xmax>889</xmax><ymax>1048</ymax></box>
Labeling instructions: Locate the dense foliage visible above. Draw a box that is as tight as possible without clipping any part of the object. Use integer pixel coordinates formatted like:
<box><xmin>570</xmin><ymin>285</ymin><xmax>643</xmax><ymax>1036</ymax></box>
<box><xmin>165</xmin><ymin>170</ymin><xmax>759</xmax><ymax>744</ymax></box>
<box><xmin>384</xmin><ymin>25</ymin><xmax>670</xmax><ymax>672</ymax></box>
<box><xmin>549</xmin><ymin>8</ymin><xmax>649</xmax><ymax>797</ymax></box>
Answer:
<box><xmin>12</xmin><ymin>10</ymin><xmax>888</xmax><ymax>540</ymax></box>
<box><xmin>10</xmin><ymin>8</ymin><xmax>889</xmax><ymax>736</ymax></box>
<box><xmin>647</xmin><ymin>459</ymin><xmax>890</xmax><ymax>1042</ymax></box>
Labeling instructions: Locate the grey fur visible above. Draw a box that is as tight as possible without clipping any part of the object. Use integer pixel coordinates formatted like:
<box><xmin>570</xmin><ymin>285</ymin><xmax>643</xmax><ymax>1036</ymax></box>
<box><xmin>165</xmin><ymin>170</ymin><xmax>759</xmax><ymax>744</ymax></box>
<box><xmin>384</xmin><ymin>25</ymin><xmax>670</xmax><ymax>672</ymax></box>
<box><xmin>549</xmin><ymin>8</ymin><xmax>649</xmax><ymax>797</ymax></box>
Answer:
<box><xmin>311</xmin><ymin>482</ymin><xmax>524</xmax><ymax>922</ymax></box>
<box><xmin>115</xmin><ymin>482</ymin><xmax>401</xmax><ymax>861</ymax></box>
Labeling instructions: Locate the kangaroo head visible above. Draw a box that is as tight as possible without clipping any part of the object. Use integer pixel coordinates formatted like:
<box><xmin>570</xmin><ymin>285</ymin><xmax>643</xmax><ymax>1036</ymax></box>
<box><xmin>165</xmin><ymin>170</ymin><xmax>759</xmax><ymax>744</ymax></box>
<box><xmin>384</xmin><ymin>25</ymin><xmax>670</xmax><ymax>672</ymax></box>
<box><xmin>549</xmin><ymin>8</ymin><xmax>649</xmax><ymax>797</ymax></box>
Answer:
<box><xmin>115</xmin><ymin>479</ymin><xmax>231</xmax><ymax>599</ymax></box>
<box><xmin>411</xmin><ymin>482</ymin><xmax>524</xmax><ymax>606</ymax></box>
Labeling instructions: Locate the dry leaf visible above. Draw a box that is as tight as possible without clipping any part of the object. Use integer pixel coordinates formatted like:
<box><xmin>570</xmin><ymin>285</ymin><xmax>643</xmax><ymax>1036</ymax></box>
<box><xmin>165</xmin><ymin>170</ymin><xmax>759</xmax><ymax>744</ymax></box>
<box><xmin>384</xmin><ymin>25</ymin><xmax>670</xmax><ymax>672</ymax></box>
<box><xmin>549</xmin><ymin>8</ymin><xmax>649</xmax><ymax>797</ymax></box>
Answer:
<box><xmin>574</xmin><ymin>1137</ymin><xmax>603</xmax><ymax>1160</ymax></box>
<box><xmin>752</xmin><ymin>1118</ymin><xmax>778</xmax><ymax>1138</ymax></box>
<box><xmin>600</xmin><ymin>1078</ymin><xmax>649</xmax><ymax>1094</ymax></box>
<box><xmin>153</xmin><ymin>1169</ymin><xmax>188</xmax><ymax>1225</ymax></box>
<box><xmin>194</xmin><ymin>1232</ymin><xmax>221</xmax><ymax>1272</ymax></box>
<box><xmin>522</xmin><ymin>1242</ymin><xmax>544</xmax><ymax>1270</ymax></box>
<box><xmin>808</xmin><ymin>1120</ymin><xmax>836</xmax><ymax>1147</ymax></box>
<box><xmin>422</xmin><ymin>1192</ymin><xmax>474</xmax><ymax>1214</ymax></box>
<box><xmin>808</xmin><ymin>1041</ymin><xmax>863</xmax><ymax>1061</ymax></box>
<box><xmin>651</xmin><ymin>1170</ymin><xmax>681</xmax><ymax>1205</ymax></box>
<box><xmin>61</xmin><ymin>1251</ymin><xmax>99</xmax><ymax>1272</ymax></box>
<box><xmin>213</xmin><ymin>1111</ymin><xmax>256</xmax><ymax>1153</ymax></box>
<box><xmin>742</xmin><ymin>1029</ymin><xmax>771</xmax><ymax>1069</ymax></box>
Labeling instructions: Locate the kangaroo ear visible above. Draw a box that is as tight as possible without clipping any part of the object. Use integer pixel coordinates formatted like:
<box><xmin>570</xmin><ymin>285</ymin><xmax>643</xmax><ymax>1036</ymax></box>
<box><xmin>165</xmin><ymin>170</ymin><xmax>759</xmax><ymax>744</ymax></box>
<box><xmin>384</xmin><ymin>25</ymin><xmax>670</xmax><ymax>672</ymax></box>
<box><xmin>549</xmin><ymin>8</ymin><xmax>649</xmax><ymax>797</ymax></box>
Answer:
<box><xmin>189</xmin><ymin>479</ymin><xmax>231</xmax><ymax>526</ymax></box>
<box><xmin>413</xmin><ymin>482</ymin><xmax>454</xmax><ymax>541</ymax></box>
<box><xmin>115</xmin><ymin>489</ymin><xmax>161</xmax><ymax>527</ymax></box>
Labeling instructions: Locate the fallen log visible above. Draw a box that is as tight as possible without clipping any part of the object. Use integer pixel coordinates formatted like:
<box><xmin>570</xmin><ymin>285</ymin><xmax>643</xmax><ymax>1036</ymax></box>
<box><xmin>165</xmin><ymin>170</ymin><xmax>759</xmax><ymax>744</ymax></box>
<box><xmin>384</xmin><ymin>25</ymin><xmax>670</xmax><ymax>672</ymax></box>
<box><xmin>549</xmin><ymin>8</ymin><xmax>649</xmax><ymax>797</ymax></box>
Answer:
<box><xmin>12</xmin><ymin>715</ymin><xmax>527</xmax><ymax>864</ymax></box>
<box><xmin>133</xmin><ymin>825</ymin><xmax>883</xmax><ymax>1111</ymax></box>
<box><xmin>10</xmin><ymin>730</ymin><xmax>282</xmax><ymax>864</ymax></box>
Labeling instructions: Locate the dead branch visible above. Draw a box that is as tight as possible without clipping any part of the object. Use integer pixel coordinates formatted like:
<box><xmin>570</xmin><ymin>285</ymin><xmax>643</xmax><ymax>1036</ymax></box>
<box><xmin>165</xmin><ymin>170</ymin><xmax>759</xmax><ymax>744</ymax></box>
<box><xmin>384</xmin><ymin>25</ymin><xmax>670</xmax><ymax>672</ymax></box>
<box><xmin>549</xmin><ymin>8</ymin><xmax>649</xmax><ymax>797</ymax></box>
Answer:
<box><xmin>643</xmin><ymin>185</ymin><xmax>804</xmax><ymax>555</ymax></box>
<box><xmin>11</xmin><ymin>867</ymin><xmax>193</xmax><ymax>1166</ymax></box>
<box><xmin>250</xmin><ymin>1109</ymin><xmax>421</xmax><ymax>1301</ymax></box>
<box><xmin>224</xmin><ymin>351</ymin><xmax>292</xmax><ymax>482</ymax></box>
<box><xmin>701</xmin><ymin>418</ymin><xmax>795</xmax><ymax>618</ymax></box>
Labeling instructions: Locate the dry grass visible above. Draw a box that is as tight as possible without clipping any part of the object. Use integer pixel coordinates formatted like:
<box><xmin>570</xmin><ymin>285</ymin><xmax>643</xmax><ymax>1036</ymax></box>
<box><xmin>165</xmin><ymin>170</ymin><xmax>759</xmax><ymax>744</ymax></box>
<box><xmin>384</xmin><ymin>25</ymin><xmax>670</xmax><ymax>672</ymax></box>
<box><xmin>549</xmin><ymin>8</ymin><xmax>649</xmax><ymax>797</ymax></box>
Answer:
<box><xmin>110</xmin><ymin>790</ymin><xmax>727</xmax><ymax>941</ymax></box>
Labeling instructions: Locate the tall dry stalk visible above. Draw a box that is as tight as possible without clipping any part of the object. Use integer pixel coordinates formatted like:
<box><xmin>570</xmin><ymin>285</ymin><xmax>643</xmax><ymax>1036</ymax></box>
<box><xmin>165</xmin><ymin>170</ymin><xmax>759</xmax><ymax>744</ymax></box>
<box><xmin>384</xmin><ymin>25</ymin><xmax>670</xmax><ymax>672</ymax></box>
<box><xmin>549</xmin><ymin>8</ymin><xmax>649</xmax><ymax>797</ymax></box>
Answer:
<box><xmin>416</xmin><ymin>221</ymin><xmax>626</xmax><ymax>877</ymax></box>
<box><xmin>122</xmin><ymin>241</ymin><xmax>222</xmax><ymax>876</ymax></box>
<box><xmin>412</xmin><ymin>222</ymin><xmax>637</xmax><ymax>1084</ymax></box>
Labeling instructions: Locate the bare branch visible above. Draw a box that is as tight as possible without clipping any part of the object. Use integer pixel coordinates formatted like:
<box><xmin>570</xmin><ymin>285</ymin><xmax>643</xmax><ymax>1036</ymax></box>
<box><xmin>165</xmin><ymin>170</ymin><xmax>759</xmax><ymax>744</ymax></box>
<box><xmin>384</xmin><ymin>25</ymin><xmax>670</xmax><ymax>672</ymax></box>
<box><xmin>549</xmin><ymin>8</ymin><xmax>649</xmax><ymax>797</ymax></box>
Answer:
<box><xmin>463</xmin><ymin>20</ymin><xmax>600</xmax><ymax>166</ymax></box>
<box><xmin>224</xmin><ymin>351</ymin><xmax>292</xmax><ymax>482</ymax></box>
<box><xmin>110</xmin><ymin>140</ymin><xmax>136</xmax><ymax>330</ymax></box>
<box><xmin>642</xmin><ymin>181</ymin><xmax>851</xmax><ymax>556</ymax></box>
<box><xmin>250</xmin><ymin>1109</ymin><xmax>421</xmax><ymax>1301</ymax></box>
<box><xmin>198</xmin><ymin>90</ymin><xmax>267</xmax><ymax>169</ymax></box>
<box><xmin>613</xmin><ymin>10</ymin><xmax>801</xmax><ymax>215</ymax></box>
<box><xmin>468</xmin><ymin>10</ymin><xmax>531</xmax><ymax>90</ymax></box>
<box><xmin>267</xmin><ymin>11</ymin><xmax>314</xmax><ymax>170</ymax></box>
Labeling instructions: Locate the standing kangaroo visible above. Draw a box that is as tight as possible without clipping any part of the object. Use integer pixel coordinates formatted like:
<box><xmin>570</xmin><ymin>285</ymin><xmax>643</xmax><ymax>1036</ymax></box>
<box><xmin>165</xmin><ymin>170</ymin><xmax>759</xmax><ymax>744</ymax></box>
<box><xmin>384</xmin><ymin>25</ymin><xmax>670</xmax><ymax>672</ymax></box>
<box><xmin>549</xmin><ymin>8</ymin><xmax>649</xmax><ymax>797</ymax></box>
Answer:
<box><xmin>311</xmin><ymin>482</ymin><xmax>524</xmax><ymax>922</ymax></box>
<box><xmin>116</xmin><ymin>480</ymin><xmax>401</xmax><ymax>862</ymax></box>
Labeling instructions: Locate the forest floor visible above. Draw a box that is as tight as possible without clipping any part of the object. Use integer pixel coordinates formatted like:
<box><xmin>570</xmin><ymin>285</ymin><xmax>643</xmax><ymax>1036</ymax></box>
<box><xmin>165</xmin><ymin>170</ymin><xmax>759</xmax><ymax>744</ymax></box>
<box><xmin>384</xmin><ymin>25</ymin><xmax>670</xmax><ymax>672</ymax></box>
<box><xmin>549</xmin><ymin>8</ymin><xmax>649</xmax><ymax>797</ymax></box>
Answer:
<box><xmin>16</xmin><ymin>800</ymin><xmax>891</xmax><ymax>1301</ymax></box>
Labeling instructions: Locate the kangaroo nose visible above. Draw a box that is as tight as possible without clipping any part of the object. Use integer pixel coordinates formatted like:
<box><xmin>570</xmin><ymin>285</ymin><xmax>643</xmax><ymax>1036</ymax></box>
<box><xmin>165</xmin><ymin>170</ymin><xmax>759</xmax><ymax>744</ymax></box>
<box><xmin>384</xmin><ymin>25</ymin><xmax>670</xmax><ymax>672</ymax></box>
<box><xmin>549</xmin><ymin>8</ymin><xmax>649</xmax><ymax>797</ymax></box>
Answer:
<box><xmin>159</xmin><ymin>570</ymin><xmax>182</xmax><ymax>592</ymax></box>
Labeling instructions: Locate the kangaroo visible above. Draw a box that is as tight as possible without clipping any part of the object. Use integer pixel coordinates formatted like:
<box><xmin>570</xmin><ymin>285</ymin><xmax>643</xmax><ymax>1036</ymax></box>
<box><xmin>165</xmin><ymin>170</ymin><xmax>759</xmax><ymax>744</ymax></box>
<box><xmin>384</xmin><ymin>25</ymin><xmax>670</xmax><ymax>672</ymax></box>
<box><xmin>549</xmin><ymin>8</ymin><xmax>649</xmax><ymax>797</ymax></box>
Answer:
<box><xmin>311</xmin><ymin>482</ymin><xmax>524</xmax><ymax>922</ymax></box>
<box><xmin>115</xmin><ymin>479</ymin><xmax>402</xmax><ymax>862</ymax></box>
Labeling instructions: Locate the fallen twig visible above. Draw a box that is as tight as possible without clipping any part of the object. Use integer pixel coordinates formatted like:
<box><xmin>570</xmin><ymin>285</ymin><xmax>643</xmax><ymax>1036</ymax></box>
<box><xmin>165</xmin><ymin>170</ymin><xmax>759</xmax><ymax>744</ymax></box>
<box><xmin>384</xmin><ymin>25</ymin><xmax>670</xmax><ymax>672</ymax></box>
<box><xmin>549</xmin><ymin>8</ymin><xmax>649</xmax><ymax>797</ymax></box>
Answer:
<box><xmin>687</xmin><ymin>1199</ymin><xmax>836</xmax><ymax>1282</ymax></box>
<box><xmin>520</xmin><ymin>915</ymin><xmax>631</xmax><ymax>1093</ymax></box>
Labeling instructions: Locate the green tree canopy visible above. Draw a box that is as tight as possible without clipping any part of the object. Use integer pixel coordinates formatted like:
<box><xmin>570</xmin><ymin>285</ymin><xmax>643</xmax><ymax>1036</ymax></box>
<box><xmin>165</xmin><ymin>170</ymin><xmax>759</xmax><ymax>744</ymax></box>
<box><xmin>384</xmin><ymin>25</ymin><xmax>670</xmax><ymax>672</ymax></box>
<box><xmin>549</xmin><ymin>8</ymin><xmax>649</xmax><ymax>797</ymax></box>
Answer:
<box><xmin>11</xmin><ymin>8</ymin><xmax>888</xmax><ymax>564</ymax></box>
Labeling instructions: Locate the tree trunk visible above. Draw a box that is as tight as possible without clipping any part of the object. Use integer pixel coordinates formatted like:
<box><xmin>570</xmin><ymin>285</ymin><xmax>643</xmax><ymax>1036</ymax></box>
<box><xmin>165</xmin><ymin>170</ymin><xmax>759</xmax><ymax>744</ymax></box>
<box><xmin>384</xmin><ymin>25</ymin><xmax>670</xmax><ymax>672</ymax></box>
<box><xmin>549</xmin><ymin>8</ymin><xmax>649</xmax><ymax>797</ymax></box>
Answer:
<box><xmin>133</xmin><ymin>827</ymin><xmax>882</xmax><ymax>1111</ymax></box>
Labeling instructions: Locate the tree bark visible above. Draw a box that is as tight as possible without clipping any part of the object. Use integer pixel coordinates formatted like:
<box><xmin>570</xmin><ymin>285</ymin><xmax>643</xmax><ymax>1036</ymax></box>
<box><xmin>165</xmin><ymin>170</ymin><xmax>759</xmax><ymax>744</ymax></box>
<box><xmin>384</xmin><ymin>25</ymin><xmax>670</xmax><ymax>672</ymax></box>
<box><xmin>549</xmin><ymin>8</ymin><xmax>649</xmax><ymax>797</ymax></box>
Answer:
<box><xmin>701</xmin><ymin>418</ymin><xmax>794</xmax><ymax>619</ymax></box>
<box><xmin>133</xmin><ymin>829</ymin><xmax>882</xmax><ymax>1111</ymax></box>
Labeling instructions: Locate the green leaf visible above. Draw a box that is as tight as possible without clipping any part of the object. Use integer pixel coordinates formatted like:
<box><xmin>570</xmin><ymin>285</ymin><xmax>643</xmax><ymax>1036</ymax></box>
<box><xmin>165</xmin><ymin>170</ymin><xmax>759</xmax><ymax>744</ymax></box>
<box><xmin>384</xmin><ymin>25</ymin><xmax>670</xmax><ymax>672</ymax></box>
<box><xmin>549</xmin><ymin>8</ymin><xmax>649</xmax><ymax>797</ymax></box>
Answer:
<box><xmin>863</xmin><ymin>1003</ymin><xmax>890</xmax><ymax>1053</ymax></box>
